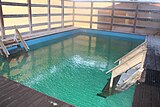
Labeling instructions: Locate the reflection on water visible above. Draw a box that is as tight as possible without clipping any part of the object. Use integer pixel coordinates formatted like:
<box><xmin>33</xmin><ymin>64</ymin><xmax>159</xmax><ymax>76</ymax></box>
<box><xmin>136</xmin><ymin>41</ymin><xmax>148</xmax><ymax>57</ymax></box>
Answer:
<box><xmin>0</xmin><ymin>34</ymin><xmax>143</xmax><ymax>107</ymax></box>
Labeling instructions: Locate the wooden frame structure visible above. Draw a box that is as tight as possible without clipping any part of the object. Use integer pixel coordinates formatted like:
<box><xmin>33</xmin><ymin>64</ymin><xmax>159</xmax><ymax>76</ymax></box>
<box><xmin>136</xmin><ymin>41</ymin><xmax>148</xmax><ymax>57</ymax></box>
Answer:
<box><xmin>0</xmin><ymin>0</ymin><xmax>160</xmax><ymax>39</ymax></box>
<box><xmin>109</xmin><ymin>42</ymin><xmax>147</xmax><ymax>88</ymax></box>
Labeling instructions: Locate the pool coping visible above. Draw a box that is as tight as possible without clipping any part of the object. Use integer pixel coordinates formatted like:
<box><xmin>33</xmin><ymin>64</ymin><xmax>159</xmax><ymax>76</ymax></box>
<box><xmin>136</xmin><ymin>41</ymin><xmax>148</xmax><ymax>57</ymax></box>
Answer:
<box><xmin>3</xmin><ymin>27</ymin><xmax>79</xmax><ymax>44</ymax></box>
<box><xmin>3</xmin><ymin>27</ymin><xmax>146</xmax><ymax>50</ymax></box>
<box><xmin>3</xmin><ymin>27</ymin><xmax>146</xmax><ymax>44</ymax></box>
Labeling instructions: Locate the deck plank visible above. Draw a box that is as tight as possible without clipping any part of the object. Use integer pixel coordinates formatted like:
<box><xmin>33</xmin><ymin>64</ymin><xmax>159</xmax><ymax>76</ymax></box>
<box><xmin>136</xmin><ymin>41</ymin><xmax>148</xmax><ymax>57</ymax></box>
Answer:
<box><xmin>132</xmin><ymin>83</ymin><xmax>160</xmax><ymax>107</ymax></box>
<box><xmin>0</xmin><ymin>76</ymin><xmax>75</xmax><ymax>107</ymax></box>
<box><xmin>132</xmin><ymin>35</ymin><xmax>160</xmax><ymax>107</ymax></box>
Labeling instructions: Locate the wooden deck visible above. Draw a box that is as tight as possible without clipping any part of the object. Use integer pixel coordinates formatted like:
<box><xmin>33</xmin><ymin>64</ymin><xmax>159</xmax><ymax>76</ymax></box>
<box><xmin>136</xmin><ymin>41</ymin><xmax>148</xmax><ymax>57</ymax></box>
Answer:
<box><xmin>132</xmin><ymin>83</ymin><xmax>160</xmax><ymax>107</ymax></box>
<box><xmin>132</xmin><ymin>35</ymin><xmax>160</xmax><ymax>107</ymax></box>
<box><xmin>0</xmin><ymin>76</ymin><xmax>74</xmax><ymax>107</ymax></box>
<box><xmin>144</xmin><ymin>35</ymin><xmax>160</xmax><ymax>71</ymax></box>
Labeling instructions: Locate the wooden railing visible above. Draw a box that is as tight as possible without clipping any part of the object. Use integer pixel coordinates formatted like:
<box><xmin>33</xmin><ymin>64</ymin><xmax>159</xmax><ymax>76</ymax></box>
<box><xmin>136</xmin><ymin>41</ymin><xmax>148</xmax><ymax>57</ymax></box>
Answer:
<box><xmin>114</xmin><ymin>41</ymin><xmax>147</xmax><ymax>64</ymax></box>
<box><xmin>106</xmin><ymin>41</ymin><xmax>147</xmax><ymax>88</ymax></box>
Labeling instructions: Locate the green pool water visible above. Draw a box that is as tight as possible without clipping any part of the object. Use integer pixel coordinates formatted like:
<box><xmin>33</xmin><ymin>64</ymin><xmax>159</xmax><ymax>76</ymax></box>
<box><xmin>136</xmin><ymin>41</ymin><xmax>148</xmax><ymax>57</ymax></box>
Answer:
<box><xmin>0</xmin><ymin>33</ymin><xmax>143</xmax><ymax>107</ymax></box>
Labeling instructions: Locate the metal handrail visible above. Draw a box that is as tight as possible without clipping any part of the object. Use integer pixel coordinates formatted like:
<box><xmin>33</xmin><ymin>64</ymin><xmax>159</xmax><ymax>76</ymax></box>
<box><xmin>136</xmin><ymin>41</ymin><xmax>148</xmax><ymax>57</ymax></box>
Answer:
<box><xmin>14</xmin><ymin>26</ymin><xmax>29</xmax><ymax>52</ymax></box>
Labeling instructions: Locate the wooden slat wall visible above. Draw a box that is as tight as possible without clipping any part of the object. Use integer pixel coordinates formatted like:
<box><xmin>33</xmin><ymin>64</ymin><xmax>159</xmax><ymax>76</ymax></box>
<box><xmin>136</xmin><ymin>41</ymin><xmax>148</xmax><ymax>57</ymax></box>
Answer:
<box><xmin>74</xmin><ymin>1</ymin><xmax>160</xmax><ymax>35</ymax></box>
<box><xmin>0</xmin><ymin>1</ymin><xmax>160</xmax><ymax>38</ymax></box>
<box><xmin>0</xmin><ymin>0</ymin><xmax>5</xmax><ymax>38</ymax></box>
<box><xmin>0</xmin><ymin>0</ymin><xmax>73</xmax><ymax>38</ymax></box>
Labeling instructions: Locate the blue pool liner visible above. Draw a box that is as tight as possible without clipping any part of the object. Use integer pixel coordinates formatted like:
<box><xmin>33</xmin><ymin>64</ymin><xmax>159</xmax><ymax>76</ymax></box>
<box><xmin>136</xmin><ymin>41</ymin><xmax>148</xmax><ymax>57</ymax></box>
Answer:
<box><xmin>7</xmin><ymin>28</ymin><xmax>145</xmax><ymax>52</ymax></box>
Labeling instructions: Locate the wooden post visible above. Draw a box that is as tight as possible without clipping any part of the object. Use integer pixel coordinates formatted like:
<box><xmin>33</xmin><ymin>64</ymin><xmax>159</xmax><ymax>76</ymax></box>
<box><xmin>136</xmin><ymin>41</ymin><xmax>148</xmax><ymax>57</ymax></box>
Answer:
<box><xmin>61</xmin><ymin>0</ymin><xmax>64</xmax><ymax>28</ymax></box>
<box><xmin>90</xmin><ymin>2</ymin><xmax>93</xmax><ymax>29</ymax></box>
<box><xmin>110</xmin><ymin>75</ymin><xmax>114</xmax><ymax>88</ymax></box>
<box><xmin>140</xmin><ymin>48</ymin><xmax>147</xmax><ymax>70</ymax></box>
<box><xmin>133</xmin><ymin>3</ymin><xmax>139</xmax><ymax>33</ymax></box>
<box><xmin>72</xmin><ymin>2</ymin><xmax>75</xmax><ymax>26</ymax></box>
<box><xmin>27</xmin><ymin>0</ymin><xmax>32</xmax><ymax>34</ymax></box>
<box><xmin>48</xmin><ymin>0</ymin><xmax>51</xmax><ymax>30</ymax></box>
<box><xmin>110</xmin><ymin>1</ymin><xmax>115</xmax><ymax>31</ymax></box>
<box><xmin>0</xmin><ymin>0</ymin><xmax>5</xmax><ymax>39</ymax></box>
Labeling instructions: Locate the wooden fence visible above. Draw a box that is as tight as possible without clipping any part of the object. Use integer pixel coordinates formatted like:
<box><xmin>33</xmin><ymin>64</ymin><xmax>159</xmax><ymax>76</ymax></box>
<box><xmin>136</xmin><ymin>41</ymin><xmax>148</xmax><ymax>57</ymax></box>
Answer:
<box><xmin>0</xmin><ymin>0</ymin><xmax>160</xmax><ymax>39</ymax></box>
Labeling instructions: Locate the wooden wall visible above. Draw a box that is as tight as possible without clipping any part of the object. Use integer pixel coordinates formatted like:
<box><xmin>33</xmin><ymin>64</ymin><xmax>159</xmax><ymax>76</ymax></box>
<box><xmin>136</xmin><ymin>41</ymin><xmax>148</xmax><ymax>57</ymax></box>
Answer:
<box><xmin>0</xmin><ymin>0</ymin><xmax>160</xmax><ymax>39</ymax></box>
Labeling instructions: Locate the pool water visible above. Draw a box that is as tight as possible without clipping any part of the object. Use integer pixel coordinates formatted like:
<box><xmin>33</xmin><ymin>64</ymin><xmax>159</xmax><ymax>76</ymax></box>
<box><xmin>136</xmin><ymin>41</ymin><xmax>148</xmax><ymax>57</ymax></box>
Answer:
<box><xmin>0</xmin><ymin>32</ymin><xmax>143</xmax><ymax>107</ymax></box>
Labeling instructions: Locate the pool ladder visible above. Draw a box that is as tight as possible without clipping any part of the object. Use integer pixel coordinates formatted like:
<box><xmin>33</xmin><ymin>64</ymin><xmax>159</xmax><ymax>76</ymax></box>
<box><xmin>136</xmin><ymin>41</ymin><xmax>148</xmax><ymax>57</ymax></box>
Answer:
<box><xmin>106</xmin><ymin>40</ymin><xmax>147</xmax><ymax>89</ymax></box>
<box><xmin>0</xmin><ymin>26</ymin><xmax>29</xmax><ymax>58</ymax></box>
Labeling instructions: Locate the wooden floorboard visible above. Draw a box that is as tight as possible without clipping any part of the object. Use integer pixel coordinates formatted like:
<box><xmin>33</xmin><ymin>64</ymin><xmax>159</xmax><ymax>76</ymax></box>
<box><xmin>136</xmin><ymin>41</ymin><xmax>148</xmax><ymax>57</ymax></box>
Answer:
<box><xmin>145</xmin><ymin>35</ymin><xmax>158</xmax><ymax>71</ymax></box>
<box><xmin>132</xmin><ymin>83</ymin><xmax>160</xmax><ymax>107</ymax></box>
<box><xmin>145</xmin><ymin>69</ymin><xmax>160</xmax><ymax>86</ymax></box>
<box><xmin>132</xmin><ymin>35</ymin><xmax>160</xmax><ymax>107</ymax></box>
<box><xmin>0</xmin><ymin>76</ymin><xmax>75</xmax><ymax>107</ymax></box>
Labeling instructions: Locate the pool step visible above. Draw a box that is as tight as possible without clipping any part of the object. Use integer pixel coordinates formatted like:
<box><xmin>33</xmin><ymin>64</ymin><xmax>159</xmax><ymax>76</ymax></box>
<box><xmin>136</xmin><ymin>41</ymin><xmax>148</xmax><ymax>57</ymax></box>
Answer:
<box><xmin>106</xmin><ymin>40</ymin><xmax>147</xmax><ymax>88</ymax></box>
<box><xmin>97</xmin><ymin>65</ymin><xmax>143</xmax><ymax>98</ymax></box>
<box><xmin>14</xmin><ymin>26</ymin><xmax>29</xmax><ymax>52</ymax></box>
<box><xmin>98</xmin><ymin>40</ymin><xmax>147</xmax><ymax>98</ymax></box>
<box><xmin>0</xmin><ymin>39</ymin><xmax>10</xmax><ymax>57</ymax></box>
<box><xmin>0</xmin><ymin>26</ymin><xmax>29</xmax><ymax>58</ymax></box>
<box><xmin>115</xmin><ymin>63</ymin><xmax>143</xmax><ymax>91</ymax></box>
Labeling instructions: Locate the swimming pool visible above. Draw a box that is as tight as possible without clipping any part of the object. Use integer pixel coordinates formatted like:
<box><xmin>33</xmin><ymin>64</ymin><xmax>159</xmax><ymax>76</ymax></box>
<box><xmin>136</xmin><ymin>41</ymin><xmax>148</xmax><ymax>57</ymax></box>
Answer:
<box><xmin>0</xmin><ymin>29</ymin><xmax>145</xmax><ymax>107</ymax></box>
